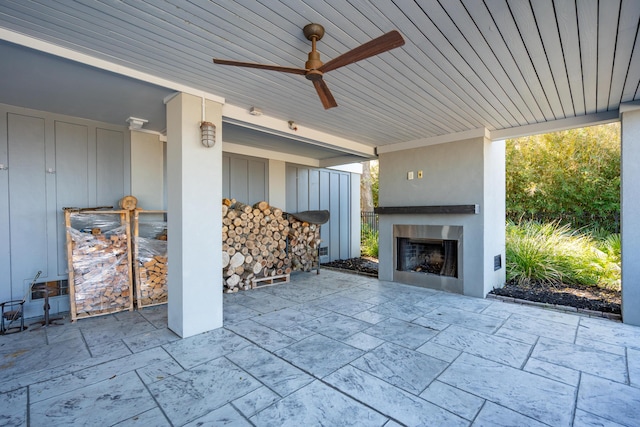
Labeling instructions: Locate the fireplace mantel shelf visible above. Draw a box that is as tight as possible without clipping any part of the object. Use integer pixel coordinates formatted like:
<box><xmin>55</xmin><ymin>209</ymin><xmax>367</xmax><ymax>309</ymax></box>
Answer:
<box><xmin>374</xmin><ymin>205</ymin><xmax>479</xmax><ymax>215</ymax></box>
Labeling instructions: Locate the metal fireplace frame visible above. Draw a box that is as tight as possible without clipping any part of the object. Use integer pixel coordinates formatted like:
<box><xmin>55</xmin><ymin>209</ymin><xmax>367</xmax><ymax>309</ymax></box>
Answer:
<box><xmin>393</xmin><ymin>224</ymin><xmax>464</xmax><ymax>293</ymax></box>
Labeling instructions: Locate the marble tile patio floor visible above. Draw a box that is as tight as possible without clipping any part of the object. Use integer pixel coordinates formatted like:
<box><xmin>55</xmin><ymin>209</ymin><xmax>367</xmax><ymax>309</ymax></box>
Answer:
<box><xmin>1</xmin><ymin>269</ymin><xmax>639</xmax><ymax>426</ymax></box>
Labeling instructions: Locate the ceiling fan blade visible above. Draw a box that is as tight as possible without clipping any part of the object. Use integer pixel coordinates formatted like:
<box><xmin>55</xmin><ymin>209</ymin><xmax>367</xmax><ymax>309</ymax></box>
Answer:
<box><xmin>213</xmin><ymin>59</ymin><xmax>307</xmax><ymax>75</ymax></box>
<box><xmin>319</xmin><ymin>30</ymin><xmax>405</xmax><ymax>73</ymax></box>
<box><xmin>313</xmin><ymin>78</ymin><xmax>338</xmax><ymax>109</ymax></box>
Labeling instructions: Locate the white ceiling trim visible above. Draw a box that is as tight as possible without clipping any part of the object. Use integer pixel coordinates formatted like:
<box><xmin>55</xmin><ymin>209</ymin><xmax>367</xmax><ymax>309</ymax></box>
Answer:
<box><xmin>490</xmin><ymin>111</ymin><xmax>620</xmax><ymax>141</ymax></box>
<box><xmin>222</xmin><ymin>104</ymin><xmax>375</xmax><ymax>158</ymax></box>
<box><xmin>0</xmin><ymin>27</ymin><xmax>226</xmax><ymax>105</ymax></box>
<box><xmin>376</xmin><ymin>128</ymin><xmax>490</xmax><ymax>154</ymax></box>
<box><xmin>619</xmin><ymin>100</ymin><xmax>640</xmax><ymax>114</ymax></box>
<box><xmin>222</xmin><ymin>141</ymin><xmax>319</xmax><ymax>168</ymax></box>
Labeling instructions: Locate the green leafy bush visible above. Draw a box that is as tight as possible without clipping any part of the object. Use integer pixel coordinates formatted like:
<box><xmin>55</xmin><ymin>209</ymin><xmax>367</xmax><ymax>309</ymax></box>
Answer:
<box><xmin>506</xmin><ymin>220</ymin><xmax>620</xmax><ymax>290</ymax></box>
<box><xmin>361</xmin><ymin>224</ymin><xmax>379</xmax><ymax>258</ymax></box>
<box><xmin>506</xmin><ymin>124</ymin><xmax>620</xmax><ymax>232</ymax></box>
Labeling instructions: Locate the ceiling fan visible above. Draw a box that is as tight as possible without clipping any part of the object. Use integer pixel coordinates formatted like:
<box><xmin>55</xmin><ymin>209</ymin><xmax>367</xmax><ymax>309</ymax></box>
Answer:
<box><xmin>213</xmin><ymin>23</ymin><xmax>405</xmax><ymax>109</ymax></box>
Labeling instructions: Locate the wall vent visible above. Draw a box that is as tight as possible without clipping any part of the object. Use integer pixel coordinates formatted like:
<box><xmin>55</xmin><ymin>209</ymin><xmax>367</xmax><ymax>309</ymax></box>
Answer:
<box><xmin>319</xmin><ymin>246</ymin><xmax>328</xmax><ymax>256</ymax></box>
<box><xmin>494</xmin><ymin>255</ymin><xmax>502</xmax><ymax>271</ymax></box>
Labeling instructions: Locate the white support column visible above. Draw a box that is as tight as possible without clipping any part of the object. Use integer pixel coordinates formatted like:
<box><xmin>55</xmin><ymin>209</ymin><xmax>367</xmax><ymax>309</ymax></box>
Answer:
<box><xmin>166</xmin><ymin>93</ymin><xmax>223</xmax><ymax>337</ymax></box>
<box><xmin>621</xmin><ymin>107</ymin><xmax>640</xmax><ymax>326</ymax></box>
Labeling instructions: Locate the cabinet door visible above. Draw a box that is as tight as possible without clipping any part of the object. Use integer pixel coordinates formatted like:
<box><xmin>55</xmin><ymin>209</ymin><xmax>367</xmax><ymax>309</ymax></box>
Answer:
<box><xmin>8</xmin><ymin>113</ymin><xmax>48</xmax><ymax>300</ymax></box>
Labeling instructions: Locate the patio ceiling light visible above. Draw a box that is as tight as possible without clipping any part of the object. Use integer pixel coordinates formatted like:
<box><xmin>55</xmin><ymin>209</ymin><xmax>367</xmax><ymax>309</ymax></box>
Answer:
<box><xmin>200</xmin><ymin>121</ymin><xmax>216</xmax><ymax>148</ymax></box>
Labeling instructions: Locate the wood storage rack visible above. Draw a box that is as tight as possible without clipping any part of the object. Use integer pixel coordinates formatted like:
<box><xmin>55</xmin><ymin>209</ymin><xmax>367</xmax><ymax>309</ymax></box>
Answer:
<box><xmin>64</xmin><ymin>209</ymin><xmax>134</xmax><ymax>321</ymax></box>
<box><xmin>132</xmin><ymin>209</ymin><xmax>168</xmax><ymax>308</ymax></box>
<box><xmin>222</xmin><ymin>199</ymin><xmax>292</xmax><ymax>292</ymax></box>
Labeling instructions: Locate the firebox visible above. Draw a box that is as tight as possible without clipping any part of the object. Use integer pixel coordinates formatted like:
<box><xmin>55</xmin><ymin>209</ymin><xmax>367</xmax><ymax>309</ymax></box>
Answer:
<box><xmin>393</xmin><ymin>224</ymin><xmax>463</xmax><ymax>293</ymax></box>
<box><xmin>396</xmin><ymin>238</ymin><xmax>457</xmax><ymax>277</ymax></box>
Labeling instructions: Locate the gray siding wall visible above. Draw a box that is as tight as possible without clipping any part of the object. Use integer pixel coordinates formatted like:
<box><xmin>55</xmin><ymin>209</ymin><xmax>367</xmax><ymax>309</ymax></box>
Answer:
<box><xmin>286</xmin><ymin>164</ymin><xmax>352</xmax><ymax>263</ymax></box>
<box><xmin>222</xmin><ymin>153</ymin><xmax>268</xmax><ymax>205</ymax></box>
<box><xmin>0</xmin><ymin>104</ymin><xmax>130</xmax><ymax>317</ymax></box>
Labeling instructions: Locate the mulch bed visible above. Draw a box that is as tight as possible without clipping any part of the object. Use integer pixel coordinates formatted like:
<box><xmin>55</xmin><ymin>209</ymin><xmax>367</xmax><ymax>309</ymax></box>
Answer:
<box><xmin>321</xmin><ymin>257</ymin><xmax>621</xmax><ymax>315</ymax></box>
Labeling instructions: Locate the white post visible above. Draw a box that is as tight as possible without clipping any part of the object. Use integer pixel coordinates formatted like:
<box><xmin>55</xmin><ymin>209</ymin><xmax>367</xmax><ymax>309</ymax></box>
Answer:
<box><xmin>166</xmin><ymin>93</ymin><xmax>223</xmax><ymax>337</ymax></box>
<box><xmin>621</xmin><ymin>106</ymin><xmax>640</xmax><ymax>326</ymax></box>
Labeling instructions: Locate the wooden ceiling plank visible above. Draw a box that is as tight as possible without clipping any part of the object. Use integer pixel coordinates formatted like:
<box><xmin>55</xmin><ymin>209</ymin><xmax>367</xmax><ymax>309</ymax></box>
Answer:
<box><xmin>596</xmin><ymin>0</ymin><xmax>621</xmax><ymax>112</ymax></box>
<box><xmin>484</xmin><ymin>0</ymin><xmax>561</xmax><ymax>121</ymax></box>
<box><xmin>577</xmin><ymin>0</ymin><xmax>599</xmax><ymax>114</ymax></box>
<box><xmin>396</xmin><ymin>1</ymin><xmax>517</xmax><ymax>129</ymax></box>
<box><xmin>553</xmin><ymin>0</ymin><xmax>586</xmax><ymax>116</ymax></box>
<box><xmin>429</xmin><ymin>0</ymin><xmax>532</xmax><ymax>126</ymax></box>
<box><xmin>608</xmin><ymin>0</ymin><xmax>640</xmax><ymax>108</ymax></box>
<box><xmin>530</xmin><ymin>0</ymin><xmax>576</xmax><ymax>117</ymax></box>
<box><xmin>460</xmin><ymin>0</ymin><xmax>551</xmax><ymax>123</ymax></box>
<box><xmin>346</xmin><ymin>0</ymin><xmax>488</xmax><ymax>130</ymax></box>
<box><xmin>376</xmin><ymin>1</ymin><xmax>511</xmax><ymax>130</ymax></box>
<box><xmin>508</xmin><ymin>0</ymin><xmax>567</xmax><ymax>119</ymax></box>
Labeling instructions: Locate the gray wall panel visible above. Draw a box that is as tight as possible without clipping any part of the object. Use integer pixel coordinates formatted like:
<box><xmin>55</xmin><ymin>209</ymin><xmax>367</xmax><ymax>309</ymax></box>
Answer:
<box><xmin>230</xmin><ymin>157</ymin><xmax>249</xmax><ymax>203</ymax></box>
<box><xmin>286</xmin><ymin>165</ymin><xmax>352</xmax><ymax>262</ymax></box>
<box><xmin>339</xmin><ymin>173</ymin><xmax>350</xmax><ymax>259</ymax></box>
<box><xmin>8</xmin><ymin>113</ymin><xmax>48</xmax><ymax>300</ymax></box>
<box><xmin>329</xmin><ymin>172</ymin><xmax>340</xmax><ymax>261</ymax></box>
<box><xmin>319</xmin><ymin>170</ymin><xmax>330</xmax><ymax>262</ymax></box>
<box><xmin>222</xmin><ymin>155</ymin><xmax>230</xmax><ymax>199</ymax></box>
<box><xmin>222</xmin><ymin>153</ymin><xmax>269</xmax><ymax>206</ymax></box>
<box><xmin>248</xmin><ymin>159</ymin><xmax>266</xmax><ymax>203</ymax></box>
<box><xmin>308</xmin><ymin>169</ymin><xmax>320</xmax><ymax>211</ymax></box>
<box><xmin>286</xmin><ymin>164</ymin><xmax>298</xmax><ymax>212</ymax></box>
<box><xmin>55</xmin><ymin>121</ymin><xmax>89</xmax><ymax>275</ymax></box>
<box><xmin>0</xmin><ymin>108</ymin><xmax>10</xmax><ymax>302</ymax></box>
<box><xmin>297</xmin><ymin>168</ymin><xmax>309</xmax><ymax>211</ymax></box>
<box><xmin>96</xmin><ymin>128</ymin><xmax>125</xmax><ymax>208</ymax></box>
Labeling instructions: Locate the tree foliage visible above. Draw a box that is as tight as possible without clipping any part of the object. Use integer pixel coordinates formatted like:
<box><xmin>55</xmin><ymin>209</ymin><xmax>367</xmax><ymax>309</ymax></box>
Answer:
<box><xmin>506</xmin><ymin>123</ymin><xmax>620</xmax><ymax>231</ymax></box>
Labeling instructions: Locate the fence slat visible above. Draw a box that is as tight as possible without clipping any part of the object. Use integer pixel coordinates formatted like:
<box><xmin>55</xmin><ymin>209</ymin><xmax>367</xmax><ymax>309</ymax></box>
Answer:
<box><xmin>361</xmin><ymin>211</ymin><xmax>379</xmax><ymax>242</ymax></box>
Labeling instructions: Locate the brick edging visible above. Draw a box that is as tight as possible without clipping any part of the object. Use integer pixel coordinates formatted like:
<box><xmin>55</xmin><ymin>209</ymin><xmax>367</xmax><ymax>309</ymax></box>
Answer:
<box><xmin>486</xmin><ymin>293</ymin><xmax>622</xmax><ymax>322</ymax></box>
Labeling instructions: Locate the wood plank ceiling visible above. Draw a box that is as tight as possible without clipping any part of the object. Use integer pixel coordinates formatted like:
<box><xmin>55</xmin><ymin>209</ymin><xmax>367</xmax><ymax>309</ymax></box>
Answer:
<box><xmin>0</xmin><ymin>0</ymin><xmax>638</xmax><ymax>148</ymax></box>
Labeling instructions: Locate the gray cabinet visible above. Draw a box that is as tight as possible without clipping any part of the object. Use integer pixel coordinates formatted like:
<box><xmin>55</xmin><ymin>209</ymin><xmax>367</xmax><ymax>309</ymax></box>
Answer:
<box><xmin>0</xmin><ymin>105</ymin><xmax>129</xmax><ymax>316</ymax></box>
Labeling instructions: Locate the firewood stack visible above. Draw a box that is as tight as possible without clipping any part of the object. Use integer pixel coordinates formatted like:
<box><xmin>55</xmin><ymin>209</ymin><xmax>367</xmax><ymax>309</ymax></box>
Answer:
<box><xmin>135</xmin><ymin>247</ymin><xmax>168</xmax><ymax>306</ymax></box>
<box><xmin>222</xmin><ymin>199</ymin><xmax>292</xmax><ymax>292</ymax></box>
<box><xmin>287</xmin><ymin>217</ymin><xmax>321</xmax><ymax>272</ymax></box>
<box><xmin>133</xmin><ymin>212</ymin><xmax>168</xmax><ymax>308</ymax></box>
<box><xmin>66</xmin><ymin>214</ymin><xmax>133</xmax><ymax>319</ymax></box>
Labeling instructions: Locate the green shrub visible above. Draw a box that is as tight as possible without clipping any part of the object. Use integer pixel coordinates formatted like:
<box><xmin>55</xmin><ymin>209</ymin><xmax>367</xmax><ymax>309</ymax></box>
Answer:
<box><xmin>361</xmin><ymin>225</ymin><xmax>379</xmax><ymax>258</ymax></box>
<box><xmin>506</xmin><ymin>123</ymin><xmax>620</xmax><ymax>232</ymax></box>
<box><xmin>506</xmin><ymin>220</ymin><xmax>620</xmax><ymax>290</ymax></box>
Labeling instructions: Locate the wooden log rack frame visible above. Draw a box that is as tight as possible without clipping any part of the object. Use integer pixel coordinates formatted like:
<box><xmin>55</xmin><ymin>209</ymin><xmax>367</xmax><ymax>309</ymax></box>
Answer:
<box><xmin>64</xmin><ymin>209</ymin><xmax>134</xmax><ymax>322</ymax></box>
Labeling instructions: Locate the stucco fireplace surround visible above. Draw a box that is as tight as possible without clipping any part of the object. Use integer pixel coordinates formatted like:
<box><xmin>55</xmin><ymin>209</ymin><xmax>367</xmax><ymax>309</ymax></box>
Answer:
<box><xmin>376</xmin><ymin>134</ymin><xmax>506</xmax><ymax>299</ymax></box>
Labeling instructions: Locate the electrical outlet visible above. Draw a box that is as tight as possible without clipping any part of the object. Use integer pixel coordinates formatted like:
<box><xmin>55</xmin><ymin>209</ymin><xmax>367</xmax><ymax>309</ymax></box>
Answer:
<box><xmin>417</xmin><ymin>170</ymin><xmax>423</xmax><ymax>179</ymax></box>
<box><xmin>407</xmin><ymin>171</ymin><xmax>414</xmax><ymax>180</ymax></box>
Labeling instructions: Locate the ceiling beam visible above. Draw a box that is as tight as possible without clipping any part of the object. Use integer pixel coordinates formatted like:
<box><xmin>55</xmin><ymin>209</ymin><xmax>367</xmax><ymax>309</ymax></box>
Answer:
<box><xmin>376</xmin><ymin>128</ymin><xmax>490</xmax><ymax>153</ymax></box>
<box><xmin>222</xmin><ymin>104</ymin><xmax>376</xmax><ymax>158</ymax></box>
<box><xmin>490</xmin><ymin>111</ymin><xmax>619</xmax><ymax>140</ymax></box>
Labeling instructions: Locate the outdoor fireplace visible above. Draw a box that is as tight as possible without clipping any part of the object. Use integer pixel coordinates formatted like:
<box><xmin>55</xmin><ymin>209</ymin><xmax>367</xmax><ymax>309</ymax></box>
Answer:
<box><xmin>393</xmin><ymin>224</ymin><xmax>463</xmax><ymax>293</ymax></box>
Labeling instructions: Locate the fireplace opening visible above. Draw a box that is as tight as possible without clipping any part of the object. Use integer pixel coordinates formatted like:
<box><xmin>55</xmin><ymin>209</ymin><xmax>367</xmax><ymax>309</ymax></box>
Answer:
<box><xmin>396</xmin><ymin>238</ymin><xmax>458</xmax><ymax>278</ymax></box>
